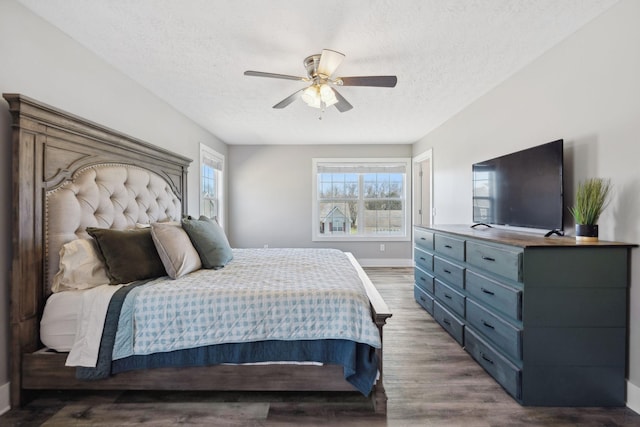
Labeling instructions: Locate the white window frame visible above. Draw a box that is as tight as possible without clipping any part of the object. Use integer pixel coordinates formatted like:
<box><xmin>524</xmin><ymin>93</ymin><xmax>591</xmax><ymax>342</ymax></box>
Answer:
<box><xmin>312</xmin><ymin>158</ymin><xmax>411</xmax><ymax>242</ymax></box>
<box><xmin>199</xmin><ymin>143</ymin><xmax>225</xmax><ymax>226</ymax></box>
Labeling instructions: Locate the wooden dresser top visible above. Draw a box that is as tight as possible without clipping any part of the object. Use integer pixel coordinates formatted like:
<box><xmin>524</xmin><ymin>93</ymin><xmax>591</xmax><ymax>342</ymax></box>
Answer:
<box><xmin>415</xmin><ymin>224</ymin><xmax>637</xmax><ymax>249</ymax></box>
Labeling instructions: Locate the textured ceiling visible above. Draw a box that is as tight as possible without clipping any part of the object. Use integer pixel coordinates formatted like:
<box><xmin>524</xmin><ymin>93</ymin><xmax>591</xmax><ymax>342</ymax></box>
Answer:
<box><xmin>18</xmin><ymin>0</ymin><xmax>617</xmax><ymax>145</ymax></box>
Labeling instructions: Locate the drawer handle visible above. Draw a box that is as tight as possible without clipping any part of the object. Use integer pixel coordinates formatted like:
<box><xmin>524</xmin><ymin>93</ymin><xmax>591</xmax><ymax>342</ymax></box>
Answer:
<box><xmin>480</xmin><ymin>352</ymin><xmax>495</xmax><ymax>365</ymax></box>
<box><xmin>420</xmin><ymin>296</ymin><xmax>426</xmax><ymax>302</ymax></box>
<box><xmin>420</xmin><ymin>257</ymin><xmax>426</xmax><ymax>261</ymax></box>
<box><xmin>420</xmin><ymin>237</ymin><xmax>427</xmax><ymax>240</ymax></box>
<box><xmin>482</xmin><ymin>320</ymin><xmax>495</xmax><ymax>330</ymax></box>
<box><xmin>443</xmin><ymin>318</ymin><xmax>451</xmax><ymax>326</ymax></box>
<box><xmin>481</xmin><ymin>287</ymin><xmax>495</xmax><ymax>296</ymax></box>
<box><xmin>481</xmin><ymin>256</ymin><xmax>496</xmax><ymax>262</ymax></box>
<box><xmin>419</xmin><ymin>276</ymin><xmax>426</xmax><ymax>282</ymax></box>
<box><xmin>443</xmin><ymin>269</ymin><xmax>452</xmax><ymax>274</ymax></box>
<box><xmin>444</xmin><ymin>293</ymin><xmax>453</xmax><ymax>300</ymax></box>
<box><xmin>444</xmin><ymin>244</ymin><xmax>453</xmax><ymax>249</ymax></box>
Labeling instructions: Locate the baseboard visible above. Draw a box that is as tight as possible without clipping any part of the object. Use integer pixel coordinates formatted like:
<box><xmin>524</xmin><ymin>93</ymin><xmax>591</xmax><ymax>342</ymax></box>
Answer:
<box><xmin>627</xmin><ymin>380</ymin><xmax>640</xmax><ymax>415</ymax></box>
<box><xmin>358</xmin><ymin>258</ymin><xmax>413</xmax><ymax>268</ymax></box>
<box><xmin>0</xmin><ymin>381</ymin><xmax>9</xmax><ymax>415</ymax></box>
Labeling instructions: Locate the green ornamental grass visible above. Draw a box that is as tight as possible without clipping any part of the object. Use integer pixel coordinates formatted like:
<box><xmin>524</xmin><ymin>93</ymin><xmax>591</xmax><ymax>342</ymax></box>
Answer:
<box><xmin>570</xmin><ymin>178</ymin><xmax>612</xmax><ymax>225</ymax></box>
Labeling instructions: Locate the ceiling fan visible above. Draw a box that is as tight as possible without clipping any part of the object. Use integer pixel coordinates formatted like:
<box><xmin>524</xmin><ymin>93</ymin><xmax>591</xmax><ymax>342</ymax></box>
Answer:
<box><xmin>244</xmin><ymin>49</ymin><xmax>397</xmax><ymax>113</ymax></box>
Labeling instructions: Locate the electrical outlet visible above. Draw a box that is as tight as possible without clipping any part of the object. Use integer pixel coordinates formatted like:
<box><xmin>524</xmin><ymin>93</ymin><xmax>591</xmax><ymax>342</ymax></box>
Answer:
<box><xmin>379</xmin><ymin>244</ymin><xmax>385</xmax><ymax>252</ymax></box>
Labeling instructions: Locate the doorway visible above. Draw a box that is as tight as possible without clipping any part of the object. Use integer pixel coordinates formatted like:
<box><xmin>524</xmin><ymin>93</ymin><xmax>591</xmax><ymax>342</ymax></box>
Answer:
<box><xmin>413</xmin><ymin>149</ymin><xmax>433</xmax><ymax>227</ymax></box>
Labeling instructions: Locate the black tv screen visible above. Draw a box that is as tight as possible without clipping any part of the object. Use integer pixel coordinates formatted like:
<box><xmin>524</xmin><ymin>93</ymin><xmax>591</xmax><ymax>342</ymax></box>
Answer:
<box><xmin>472</xmin><ymin>139</ymin><xmax>564</xmax><ymax>231</ymax></box>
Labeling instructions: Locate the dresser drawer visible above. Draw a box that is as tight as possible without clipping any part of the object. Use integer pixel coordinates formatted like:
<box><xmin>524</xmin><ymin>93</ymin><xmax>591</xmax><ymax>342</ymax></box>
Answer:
<box><xmin>414</xmin><ymin>228</ymin><xmax>434</xmax><ymax>251</ymax></box>
<box><xmin>467</xmin><ymin>270</ymin><xmax>522</xmax><ymax>320</ymax></box>
<box><xmin>435</xmin><ymin>279</ymin><xmax>465</xmax><ymax>317</ymax></box>
<box><xmin>434</xmin><ymin>234</ymin><xmax>465</xmax><ymax>261</ymax></box>
<box><xmin>465</xmin><ymin>328</ymin><xmax>521</xmax><ymax>400</ymax></box>
<box><xmin>414</xmin><ymin>247</ymin><xmax>434</xmax><ymax>272</ymax></box>
<box><xmin>466</xmin><ymin>241</ymin><xmax>522</xmax><ymax>282</ymax></box>
<box><xmin>414</xmin><ymin>266</ymin><xmax>435</xmax><ymax>294</ymax></box>
<box><xmin>434</xmin><ymin>301</ymin><xmax>464</xmax><ymax>346</ymax></box>
<box><xmin>466</xmin><ymin>299</ymin><xmax>522</xmax><ymax>360</ymax></box>
<box><xmin>434</xmin><ymin>256</ymin><xmax>465</xmax><ymax>290</ymax></box>
<box><xmin>414</xmin><ymin>285</ymin><xmax>434</xmax><ymax>315</ymax></box>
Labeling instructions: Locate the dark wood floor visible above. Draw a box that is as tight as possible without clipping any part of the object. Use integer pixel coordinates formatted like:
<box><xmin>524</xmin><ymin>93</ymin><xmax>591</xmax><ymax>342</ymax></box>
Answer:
<box><xmin>2</xmin><ymin>267</ymin><xmax>639</xmax><ymax>426</ymax></box>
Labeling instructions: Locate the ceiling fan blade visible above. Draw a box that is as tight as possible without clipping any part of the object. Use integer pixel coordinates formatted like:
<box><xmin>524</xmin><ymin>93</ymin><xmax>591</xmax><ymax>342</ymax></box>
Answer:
<box><xmin>339</xmin><ymin>76</ymin><xmax>397</xmax><ymax>87</ymax></box>
<box><xmin>331</xmin><ymin>88</ymin><xmax>353</xmax><ymax>113</ymax></box>
<box><xmin>272</xmin><ymin>89</ymin><xmax>304</xmax><ymax>109</ymax></box>
<box><xmin>244</xmin><ymin>70</ymin><xmax>307</xmax><ymax>82</ymax></box>
<box><xmin>317</xmin><ymin>49</ymin><xmax>345</xmax><ymax>78</ymax></box>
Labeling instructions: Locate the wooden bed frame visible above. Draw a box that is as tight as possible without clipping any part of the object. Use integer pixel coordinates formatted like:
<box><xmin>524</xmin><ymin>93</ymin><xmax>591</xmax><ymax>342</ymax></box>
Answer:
<box><xmin>6</xmin><ymin>93</ymin><xmax>392</xmax><ymax>412</ymax></box>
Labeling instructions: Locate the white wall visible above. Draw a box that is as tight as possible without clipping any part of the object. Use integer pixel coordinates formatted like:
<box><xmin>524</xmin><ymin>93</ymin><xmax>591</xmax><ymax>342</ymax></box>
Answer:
<box><xmin>0</xmin><ymin>0</ymin><xmax>227</xmax><ymax>410</ymax></box>
<box><xmin>227</xmin><ymin>144</ymin><xmax>413</xmax><ymax>264</ymax></box>
<box><xmin>414</xmin><ymin>0</ymin><xmax>640</xmax><ymax>404</ymax></box>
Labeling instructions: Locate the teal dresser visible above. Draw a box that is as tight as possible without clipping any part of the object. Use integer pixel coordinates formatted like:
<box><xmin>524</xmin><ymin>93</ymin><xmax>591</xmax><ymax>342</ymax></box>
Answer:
<box><xmin>413</xmin><ymin>224</ymin><xmax>636</xmax><ymax>406</ymax></box>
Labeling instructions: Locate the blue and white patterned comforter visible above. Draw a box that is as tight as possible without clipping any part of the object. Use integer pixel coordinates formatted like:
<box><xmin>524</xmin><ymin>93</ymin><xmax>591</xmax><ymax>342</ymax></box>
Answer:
<box><xmin>110</xmin><ymin>248</ymin><xmax>381</xmax><ymax>361</ymax></box>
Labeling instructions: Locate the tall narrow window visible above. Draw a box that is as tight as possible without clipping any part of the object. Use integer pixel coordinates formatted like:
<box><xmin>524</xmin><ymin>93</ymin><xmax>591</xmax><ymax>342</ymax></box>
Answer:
<box><xmin>200</xmin><ymin>144</ymin><xmax>224</xmax><ymax>225</ymax></box>
<box><xmin>312</xmin><ymin>158</ymin><xmax>411</xmax><ymax>241</ymax></box>
<box><xmin>472</xmin><ymin>166</ymin><xmax>495</xmax><ymax>225</ymax></box>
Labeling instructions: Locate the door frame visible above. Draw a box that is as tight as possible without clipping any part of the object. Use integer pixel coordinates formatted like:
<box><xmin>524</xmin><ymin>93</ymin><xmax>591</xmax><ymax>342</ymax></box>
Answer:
<box><xmin>412</xmin><ymin>149</ymin><xmax>433</xmax><ymax>228</ymax></box>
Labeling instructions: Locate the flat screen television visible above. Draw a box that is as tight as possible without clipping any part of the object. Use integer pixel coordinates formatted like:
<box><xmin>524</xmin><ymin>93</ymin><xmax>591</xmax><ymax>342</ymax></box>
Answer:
<box><xmin>472</xmin><ymin>139</ymin><xmax>564</xmax><ymax>232</ymax></box>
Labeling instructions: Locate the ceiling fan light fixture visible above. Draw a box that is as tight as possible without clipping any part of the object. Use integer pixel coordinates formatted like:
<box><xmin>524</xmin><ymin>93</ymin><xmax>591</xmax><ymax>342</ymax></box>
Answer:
<box><xmin>301</xmin><ymin>85</ymin><xmax>321</xmax><ymax>108</ymax></box>
<box><xmin>302</xmin><ymin>84</ymin><xmax>338</xmax><ymax>109</ymax></box>
<box><xmin>320</xmin><ymin>84</ymin><xmax>338</xmax><ymax>106</ymax></box>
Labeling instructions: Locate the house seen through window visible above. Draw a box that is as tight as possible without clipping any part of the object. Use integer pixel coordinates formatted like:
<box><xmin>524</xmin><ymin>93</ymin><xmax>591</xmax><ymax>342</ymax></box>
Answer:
<box><xmin>313</xmin><ymin>158</ymin><xmax>411</xmax><ymax>241</ymax></box>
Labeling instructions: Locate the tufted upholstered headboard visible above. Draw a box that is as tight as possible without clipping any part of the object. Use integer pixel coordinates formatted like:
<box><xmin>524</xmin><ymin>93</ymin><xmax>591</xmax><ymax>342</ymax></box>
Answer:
<box><xmin>6</xmin><ymin>94</ymin><xmax>192</xmax><ymax>375</ymax></box>
<box><xmin>45</xmin><ymin>164</ymin><xmax>183</xmax><ymax>290</ymax></box>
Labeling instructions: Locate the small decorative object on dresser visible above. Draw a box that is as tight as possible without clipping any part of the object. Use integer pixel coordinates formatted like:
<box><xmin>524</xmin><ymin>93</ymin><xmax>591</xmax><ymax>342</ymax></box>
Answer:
<box><xmin>570</xmin><ymin>178</ymin><xmax>612</xmax><ymax>242</ymax></box>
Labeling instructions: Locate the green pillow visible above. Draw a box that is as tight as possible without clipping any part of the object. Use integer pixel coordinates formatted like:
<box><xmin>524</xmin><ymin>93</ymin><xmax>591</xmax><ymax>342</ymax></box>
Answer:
<box><xmin>86</xmin><ymin>227</ymin><xmax>167</xmax><ymax>284</ymax></box>
<box><xmin>181</xmin><ymin>216</ymin><xmax>233</xmax><ymax>269</ymax></box>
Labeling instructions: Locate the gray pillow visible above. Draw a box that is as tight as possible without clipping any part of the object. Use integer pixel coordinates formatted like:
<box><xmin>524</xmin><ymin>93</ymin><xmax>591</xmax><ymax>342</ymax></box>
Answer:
<box><xmin>86</xmin><ymin>227</ymin><xmax>167</xmax><ymax>284</ymax></box>
<box><xmin>150</xmin><ymin>222</ymin><xmax>201</xmax><ymax>279</ymax></box>
<box><xmin>181</xmin><ymin>216</ymin><xmax>233</xmax><ymax>269</ymax></box>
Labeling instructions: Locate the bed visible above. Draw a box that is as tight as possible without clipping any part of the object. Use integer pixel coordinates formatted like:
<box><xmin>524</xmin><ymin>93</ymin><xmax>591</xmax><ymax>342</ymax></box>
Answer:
<box><xmin>6</xmin><ymin>93</ymin><xmax>392</xmax><ymax>413</ymax></box>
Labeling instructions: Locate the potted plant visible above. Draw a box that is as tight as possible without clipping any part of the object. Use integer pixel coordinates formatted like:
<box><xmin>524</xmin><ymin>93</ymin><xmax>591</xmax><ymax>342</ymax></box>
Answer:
<box><xmin>569</xmin><ymin>178</ymin><xmax>612</xmax><ymax>241</ymax></box>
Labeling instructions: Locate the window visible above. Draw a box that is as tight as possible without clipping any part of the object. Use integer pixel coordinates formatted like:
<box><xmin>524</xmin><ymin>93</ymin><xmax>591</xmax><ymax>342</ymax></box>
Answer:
<box><xmin>312</xmin><ymin>158</ymin><xmax>411</xmax><ymax>241</ymax></box>
<box><xmin>472</xmin><ymin>167</ymin><xmax>494</xmax><ymax>224</ymax></box>
<box><xmin>200</xmin><ymin>144</ymin><xmax>224</xmax><ymax>225</ymax></box>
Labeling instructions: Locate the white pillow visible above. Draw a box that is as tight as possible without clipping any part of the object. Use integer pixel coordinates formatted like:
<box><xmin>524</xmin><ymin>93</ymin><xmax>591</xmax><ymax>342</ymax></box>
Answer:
<box><xmin>51</xmin><ymin>239</ymin><xmax>110</xmax><ymax>292</ymax></box>
<box><xmin>151</xmin><ymin>222</ymin><xmax>202</xmax><ymax>279</ymax></box>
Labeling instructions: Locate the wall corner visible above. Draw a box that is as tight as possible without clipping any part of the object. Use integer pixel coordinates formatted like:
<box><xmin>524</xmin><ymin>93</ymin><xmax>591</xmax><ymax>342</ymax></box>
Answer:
<box><xmin>627</xmin><ymin>380</ymin><xmax>640</xmax><ymax>415</ymax></box>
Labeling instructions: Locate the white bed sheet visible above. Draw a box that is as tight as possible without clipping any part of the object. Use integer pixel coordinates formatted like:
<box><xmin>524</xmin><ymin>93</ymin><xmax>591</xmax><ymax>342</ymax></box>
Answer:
<box><xmin>41</xmin><ymin>284</ymin><xmax>123</xmax><ymax>355</ymax></box>
<box><xmin>40</xmin><ymin>291</ymin><xmax>83</xmax><ymax>352</ymax></box>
